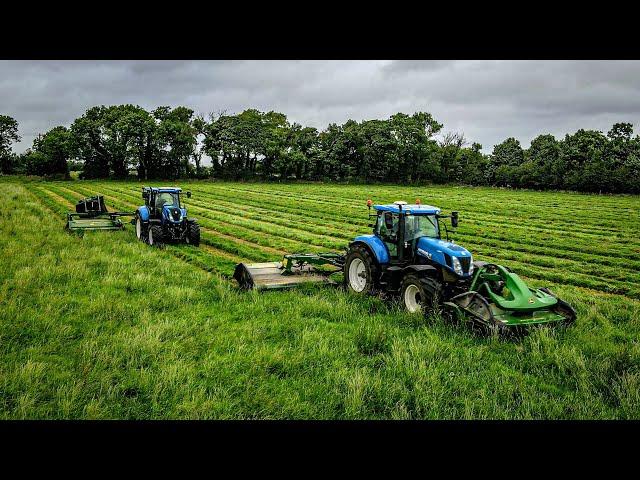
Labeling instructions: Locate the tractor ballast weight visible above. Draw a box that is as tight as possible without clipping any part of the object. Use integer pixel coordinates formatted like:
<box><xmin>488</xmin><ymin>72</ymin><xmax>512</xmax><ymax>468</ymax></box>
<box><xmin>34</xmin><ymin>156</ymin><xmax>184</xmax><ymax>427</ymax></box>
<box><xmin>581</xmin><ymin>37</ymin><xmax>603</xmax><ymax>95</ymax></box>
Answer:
<box><xmin>65</xmin><ymin>195</ymin><xmax>133</xmax><ymax>231</ymax></box>
<box><xmin>234</xmin><ymin>199</ymin><xmax>577</xmax><ymax>333</ymax></box>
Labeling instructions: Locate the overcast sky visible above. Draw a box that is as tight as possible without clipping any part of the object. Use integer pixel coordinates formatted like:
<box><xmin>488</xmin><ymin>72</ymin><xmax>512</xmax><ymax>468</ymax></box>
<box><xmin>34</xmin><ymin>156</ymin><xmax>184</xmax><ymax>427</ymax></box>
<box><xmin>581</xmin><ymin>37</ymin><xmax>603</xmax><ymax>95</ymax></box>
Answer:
<box><xmin>2</xmin><ymin>60</ymin><xmax>640</xmax><ymax>155</ymax></box>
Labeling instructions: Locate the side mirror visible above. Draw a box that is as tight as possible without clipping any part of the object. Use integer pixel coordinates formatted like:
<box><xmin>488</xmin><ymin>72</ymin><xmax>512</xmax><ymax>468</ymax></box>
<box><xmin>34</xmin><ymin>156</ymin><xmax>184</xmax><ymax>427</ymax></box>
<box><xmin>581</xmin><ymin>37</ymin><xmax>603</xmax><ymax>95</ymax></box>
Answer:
<box><xmin>186</xmin><ymin>191</ymin><xmax>192</xmax><ymax>198</ymax></box>
<box><xmin>142</xmin><ymin>191</ymin><xmax>149</xmax><ymax>200</ymax></box>
<box><xmin>451</xmin><ymin>211</ymin><xmax>459</xmax><ymax>228</ymax></box>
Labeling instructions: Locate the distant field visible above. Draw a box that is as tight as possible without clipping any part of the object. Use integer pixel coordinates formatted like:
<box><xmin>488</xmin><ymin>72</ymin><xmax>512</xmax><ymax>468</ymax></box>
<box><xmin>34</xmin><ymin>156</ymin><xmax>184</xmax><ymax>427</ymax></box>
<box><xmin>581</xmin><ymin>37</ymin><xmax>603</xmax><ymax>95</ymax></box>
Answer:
<box><xmin>1</xmin><ymin>179</ymin><xmax>639</xmax><ymax>419</ymax></box>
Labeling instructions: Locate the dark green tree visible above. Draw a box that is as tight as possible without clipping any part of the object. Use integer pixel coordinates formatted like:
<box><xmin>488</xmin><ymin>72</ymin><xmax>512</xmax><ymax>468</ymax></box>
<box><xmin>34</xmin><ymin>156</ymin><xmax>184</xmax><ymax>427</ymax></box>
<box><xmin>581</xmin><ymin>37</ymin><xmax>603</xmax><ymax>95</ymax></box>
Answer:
<box><xmin>0</xmin><ymin>115</ymin><xmax>20</xmax><ymax>174</ymax></box>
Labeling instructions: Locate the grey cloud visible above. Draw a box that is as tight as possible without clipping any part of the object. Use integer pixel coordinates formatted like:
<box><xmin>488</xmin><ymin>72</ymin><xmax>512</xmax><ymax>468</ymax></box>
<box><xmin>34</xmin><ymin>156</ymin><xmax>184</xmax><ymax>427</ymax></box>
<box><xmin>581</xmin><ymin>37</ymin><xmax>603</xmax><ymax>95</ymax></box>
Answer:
<box><xmin>1</xmin><ymin>60</ymin><xmax>639</xmax><ymax>155</ymax></box>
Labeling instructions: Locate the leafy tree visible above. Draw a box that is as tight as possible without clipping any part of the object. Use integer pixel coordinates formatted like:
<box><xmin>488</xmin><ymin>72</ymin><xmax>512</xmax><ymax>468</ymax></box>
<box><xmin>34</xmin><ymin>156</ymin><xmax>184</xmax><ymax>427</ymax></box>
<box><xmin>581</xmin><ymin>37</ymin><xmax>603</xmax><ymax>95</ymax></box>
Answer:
<box><xmin>560</xmin><ymin>129</ymin><xmax>608</xmax><ymax>191</ymax></box>
<box><xmin>0</xmin><ymin>115</ymin><xmax>20</xmax><ymax>174</ymax></box>
<box><xmin>29</xmin><ymin>126</ymin><xmax>71</xmax><ymax>178</ymax></box>
<box><xmin>488</xmin><ymin>137</ymin><xmax>524</xmax><ymax>185</ymax></box>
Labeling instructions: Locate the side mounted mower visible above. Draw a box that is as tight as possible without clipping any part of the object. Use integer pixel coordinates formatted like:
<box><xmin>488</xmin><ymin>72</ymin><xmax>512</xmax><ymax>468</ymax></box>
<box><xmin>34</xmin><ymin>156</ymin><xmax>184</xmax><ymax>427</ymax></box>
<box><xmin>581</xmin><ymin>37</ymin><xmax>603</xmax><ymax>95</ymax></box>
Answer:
<box><xmin>234</xmin><ymin>199</ymin><xmax>576</xmax><ymax>333</ymax></box>
<box><xmin>66</xmin><ymin>195</ymin><xmax>133</xmax><ymax>232</ymax></box>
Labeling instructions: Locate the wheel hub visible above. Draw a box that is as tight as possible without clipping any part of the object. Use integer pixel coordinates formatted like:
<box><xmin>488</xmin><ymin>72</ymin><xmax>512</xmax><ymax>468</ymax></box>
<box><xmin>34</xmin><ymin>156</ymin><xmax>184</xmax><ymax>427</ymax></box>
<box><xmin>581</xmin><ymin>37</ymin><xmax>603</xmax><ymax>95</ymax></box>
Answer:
<box><xmin>404</xmin><ymin>284</ymin><xmax>422</xmax><ymax>313</ymax></box>
<box><xmin>348</xmin><ymin>258</ymin><xmax>367</xmax><ymax>292</ymax></box>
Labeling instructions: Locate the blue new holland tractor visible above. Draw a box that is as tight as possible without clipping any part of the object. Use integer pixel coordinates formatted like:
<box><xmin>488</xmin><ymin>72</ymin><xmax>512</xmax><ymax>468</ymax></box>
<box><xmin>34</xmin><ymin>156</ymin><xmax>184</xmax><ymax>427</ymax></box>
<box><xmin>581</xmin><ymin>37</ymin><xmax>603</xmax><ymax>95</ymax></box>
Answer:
<box><xmin>133</xmin><ymin>186</ymin><xmax>200</xmax><ymax>246</ymax></box>
<box><xmin>234</xmin><ymin>199</ymin><xmax>576</xmax><ymax>334</ymax></box>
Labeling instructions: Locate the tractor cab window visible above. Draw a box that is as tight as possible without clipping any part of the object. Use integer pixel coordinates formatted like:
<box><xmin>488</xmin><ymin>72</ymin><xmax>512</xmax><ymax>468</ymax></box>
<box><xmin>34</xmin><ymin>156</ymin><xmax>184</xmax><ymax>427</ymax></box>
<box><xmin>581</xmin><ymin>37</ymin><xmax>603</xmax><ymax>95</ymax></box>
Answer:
<box><xmin>377</xmin><ymin>211</ymin><xmax>399</xmax><ymax>239</ymax></box>
<box><xmin>377</xmin><ymin>211</ymin><xmax>400</xmax><ymax>258</ymax></box>
<box><xmin>155</xmin><ymin>192</ymin><xmax>179</xmax><ymax>210</ymax></box>
<box><xmin>405</xmin><ymin>214</ymin><xmax>439</xmax><ymax>241</ymax></box>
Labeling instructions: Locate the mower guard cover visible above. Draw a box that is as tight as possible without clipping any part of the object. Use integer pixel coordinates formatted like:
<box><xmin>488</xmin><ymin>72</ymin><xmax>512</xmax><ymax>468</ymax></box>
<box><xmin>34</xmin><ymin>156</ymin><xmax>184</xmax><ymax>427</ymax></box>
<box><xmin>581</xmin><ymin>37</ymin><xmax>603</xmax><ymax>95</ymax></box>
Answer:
<box><xmin>444</xmin><ymin>263</ymin><xmax>576</xmax><ymax>328</ymax></box>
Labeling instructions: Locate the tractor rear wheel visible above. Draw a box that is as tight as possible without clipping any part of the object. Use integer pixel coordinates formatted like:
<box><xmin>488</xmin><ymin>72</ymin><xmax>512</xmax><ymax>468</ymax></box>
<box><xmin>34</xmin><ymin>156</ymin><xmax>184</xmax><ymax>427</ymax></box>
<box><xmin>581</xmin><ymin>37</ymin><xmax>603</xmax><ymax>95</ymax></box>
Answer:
<box><xmin>344</xmin><ymin>244</ymin><xmax>379</xmax><ymax>294</ymax></box>
<box><xmin>148</xmin><ymin>225</ymin><xmax>163</xmax><ymax>246</ymax></box>
<box><xmin>401</xmin><ymin>274</ymin><xmax>442</xmax><ymax>314</ymax></box>
<box><xmin>186</xmin><ymin>220</ymin><xmax>200</xmax><ymax>246</ymax></box>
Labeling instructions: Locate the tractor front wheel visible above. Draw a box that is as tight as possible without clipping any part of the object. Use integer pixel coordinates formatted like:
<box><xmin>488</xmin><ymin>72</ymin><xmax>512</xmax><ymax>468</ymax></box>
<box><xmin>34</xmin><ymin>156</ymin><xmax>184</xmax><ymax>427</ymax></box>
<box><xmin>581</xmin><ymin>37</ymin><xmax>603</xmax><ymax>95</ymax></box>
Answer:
<box><xmin>186</xmin><ymin>220</ymin><xmax>200</xmax><ymax>246</ymax></box>
<box><xmin>148</xmin><ymin>225</ymin><xmax>163</xmax><ymax>246</ymax></box>
<box><xmin>400</xmin><ymin>274</ymin><xmax>442</xmax><ymax>315</ymax></box>
<box><xmin>344</xmin><ymin>244</ymin><xmax>378</xmax><ymax>294</ymax></box>
<box><xmin>135</xmin><ymin>215</ymin><xmax>147</xmax><ymax>242</ymax></box>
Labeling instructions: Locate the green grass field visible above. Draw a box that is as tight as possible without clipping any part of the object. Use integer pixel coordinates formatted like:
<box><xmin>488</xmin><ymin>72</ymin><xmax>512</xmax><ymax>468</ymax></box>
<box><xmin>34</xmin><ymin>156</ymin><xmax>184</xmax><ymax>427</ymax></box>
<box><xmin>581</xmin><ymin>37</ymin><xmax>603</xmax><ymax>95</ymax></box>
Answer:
<box><xmin>1</xmin><ymin>178</ymin><xmax>639</xmax><ymax>419</ymax></box>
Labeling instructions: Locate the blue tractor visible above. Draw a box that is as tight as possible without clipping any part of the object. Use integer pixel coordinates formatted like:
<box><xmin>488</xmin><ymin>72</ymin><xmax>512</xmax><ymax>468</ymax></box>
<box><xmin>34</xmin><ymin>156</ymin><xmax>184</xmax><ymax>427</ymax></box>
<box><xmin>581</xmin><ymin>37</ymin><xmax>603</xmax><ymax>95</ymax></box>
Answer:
<box><xmin>133</xmin><ymin>186</ymin><xmax>200</xmax><ymax>247</ymax></box>
<box><xmin>234</xmin><ymin>199</ymin><xmax>576</xmax><ymax>333</ymax></box>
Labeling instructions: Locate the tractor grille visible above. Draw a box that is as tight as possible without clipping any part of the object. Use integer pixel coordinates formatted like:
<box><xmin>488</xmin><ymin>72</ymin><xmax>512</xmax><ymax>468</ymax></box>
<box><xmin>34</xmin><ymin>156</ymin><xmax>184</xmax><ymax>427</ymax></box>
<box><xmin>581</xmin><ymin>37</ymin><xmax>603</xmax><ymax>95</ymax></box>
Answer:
<box><xmin>459</xmin><ymin>256</ymin><xmax>471</xmax><ymax>273</ymax></box>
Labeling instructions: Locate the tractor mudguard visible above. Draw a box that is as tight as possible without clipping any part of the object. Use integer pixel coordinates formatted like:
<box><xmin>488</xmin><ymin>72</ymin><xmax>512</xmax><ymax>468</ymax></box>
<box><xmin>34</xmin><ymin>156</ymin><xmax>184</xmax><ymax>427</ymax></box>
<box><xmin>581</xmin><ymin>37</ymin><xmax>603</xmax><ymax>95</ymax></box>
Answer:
<box><xmin>137</xmin><ymin>206</ymin><xmax>150</xmax><ymax>222</ymax></box>
<box><xmin>352</xmin><ymin>235</ymin><xmax>389</xmax><ymax>265</ymax></box>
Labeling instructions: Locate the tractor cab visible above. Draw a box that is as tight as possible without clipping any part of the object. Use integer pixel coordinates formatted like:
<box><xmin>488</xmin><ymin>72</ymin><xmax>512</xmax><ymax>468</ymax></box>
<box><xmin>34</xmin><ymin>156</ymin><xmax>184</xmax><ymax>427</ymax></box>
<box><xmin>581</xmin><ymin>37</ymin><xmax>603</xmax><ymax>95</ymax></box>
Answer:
<box><xmin>367</xmin><ymin>201</ymin><xmax>473</xmax><ymax>279</ymax></box>
<box><xmin>143</xmin><ymin>187</ymin><xmax>190</xmax><ymax>216</ymax></box>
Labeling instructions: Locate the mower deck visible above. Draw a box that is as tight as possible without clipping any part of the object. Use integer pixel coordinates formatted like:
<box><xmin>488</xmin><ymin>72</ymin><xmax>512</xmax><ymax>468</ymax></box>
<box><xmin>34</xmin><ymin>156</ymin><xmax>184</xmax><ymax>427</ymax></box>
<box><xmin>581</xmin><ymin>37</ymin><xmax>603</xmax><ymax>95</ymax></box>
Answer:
<box><xmin>66</xmin><ymin>214</ymin><xmax>125</xmax><ymax>231</ymax></box>
<box><xmin>233</xmin><ymin>261</ymin><xmax>338</xmax><ymax>290</ymax></box>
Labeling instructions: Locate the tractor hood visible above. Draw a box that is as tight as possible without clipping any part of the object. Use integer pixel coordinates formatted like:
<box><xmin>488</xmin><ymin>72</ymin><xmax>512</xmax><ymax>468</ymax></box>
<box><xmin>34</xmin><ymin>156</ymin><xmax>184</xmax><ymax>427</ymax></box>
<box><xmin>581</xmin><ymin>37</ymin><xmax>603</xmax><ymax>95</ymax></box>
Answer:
<box><xmin>162</xmin><ymin>205</ymin><xmax>186</xmax><ymax>223</ymax></box>
<box><xmin>416</xmin><ymin>237</ymin><xmax>473</xmax><ymax>276</ymax></box>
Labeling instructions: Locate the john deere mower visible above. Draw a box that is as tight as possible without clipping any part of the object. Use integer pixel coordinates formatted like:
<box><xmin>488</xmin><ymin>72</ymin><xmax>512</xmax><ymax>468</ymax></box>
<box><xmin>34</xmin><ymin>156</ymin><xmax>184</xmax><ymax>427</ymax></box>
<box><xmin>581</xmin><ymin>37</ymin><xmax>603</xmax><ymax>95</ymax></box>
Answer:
<box><xmin>66</xmin><ymin>195</ymin><xmax>133</xmax><ymax>232</ymax></box>
<box><xmin>234</xmin><ymin>200</ymin><xmax>576</xmax><ymax>333</ymax></box>
<box><xmin>133</xmin><ymin>186</ymin><xmax>200</xmax><ymax>246</ymax></box>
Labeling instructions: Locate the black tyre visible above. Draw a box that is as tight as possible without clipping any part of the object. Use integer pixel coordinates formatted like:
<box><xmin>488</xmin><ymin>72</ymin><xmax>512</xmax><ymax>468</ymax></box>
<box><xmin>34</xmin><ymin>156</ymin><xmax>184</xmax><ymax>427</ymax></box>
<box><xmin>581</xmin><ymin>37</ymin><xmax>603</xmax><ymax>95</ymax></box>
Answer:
<box><xmin>186</xmin><ymin>220</ymin><xmax>201</xmax><ymax>246</ymax></box>
<box><xmin>148</xmin><ymin>225</ymin><xmax>163</xmax><ymax>246</ymax></box>
<box><xmin>540</xmin><ymin>287</ymin><xmax>577</xmax><ymax>326</ymax></box>
<box><xmin>344</xmin><ymin>244</ymin><xmax>379</xmax><ymax>294</ymax></box>
<box><xmin>135</xmin><ymin>215</ymin><xmax>148</xmax><ymax>242</ymax></box>
<box><xmin>400</xmin><ymin>274</ymin><xmax>442</xmax><ymax>314</ymax></box>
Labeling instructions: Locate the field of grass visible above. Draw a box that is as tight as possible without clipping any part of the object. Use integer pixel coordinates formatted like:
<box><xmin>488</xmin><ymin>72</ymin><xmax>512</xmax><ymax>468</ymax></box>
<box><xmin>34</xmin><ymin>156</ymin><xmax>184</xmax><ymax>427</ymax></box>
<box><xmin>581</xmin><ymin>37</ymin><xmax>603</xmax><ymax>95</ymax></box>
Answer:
<box><xmin>1</xmin><ymin>178</ymin><xmax>639</xmax><ymax>419</ymax></box>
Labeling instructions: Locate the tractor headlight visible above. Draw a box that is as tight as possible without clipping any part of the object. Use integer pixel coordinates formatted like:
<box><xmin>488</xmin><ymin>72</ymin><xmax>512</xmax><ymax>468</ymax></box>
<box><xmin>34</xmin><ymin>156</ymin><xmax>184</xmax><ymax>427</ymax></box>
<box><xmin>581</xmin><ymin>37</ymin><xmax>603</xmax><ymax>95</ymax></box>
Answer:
<box><xmin>468</xmin><ymin>257</ymin><xmax>474</xmax><ymax>275</ymax></box>
<box><xmin>452</xmin><ymin>256</ymin><xmax>463</xmax><ymax>276</ymax></box>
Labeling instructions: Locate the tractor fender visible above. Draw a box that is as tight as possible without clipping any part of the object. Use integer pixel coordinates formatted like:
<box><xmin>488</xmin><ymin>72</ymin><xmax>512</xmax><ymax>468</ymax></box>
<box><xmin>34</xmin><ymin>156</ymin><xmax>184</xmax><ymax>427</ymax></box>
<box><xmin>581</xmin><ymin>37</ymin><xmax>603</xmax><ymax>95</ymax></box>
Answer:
<box><xmin>351</xmin><ymin>235</ymin><xmax>389</xmax><ymax>265</ymax></box>
<box><xmin>402</xmin><ymin>264</ymin><xmax>438</xmax><ymax>277</ymax></box>
<box><xmin>137</xmin><ymin>206</ymin><xmax>150</xmax><ymax>222</ymax></box>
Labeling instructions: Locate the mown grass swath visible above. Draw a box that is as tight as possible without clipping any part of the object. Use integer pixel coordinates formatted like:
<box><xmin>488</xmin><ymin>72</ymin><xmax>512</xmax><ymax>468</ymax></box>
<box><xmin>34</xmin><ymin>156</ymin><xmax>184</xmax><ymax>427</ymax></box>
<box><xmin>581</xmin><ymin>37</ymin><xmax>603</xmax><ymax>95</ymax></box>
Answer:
<box><xmin>1</xmin><ymin>178</ymin><xmax>639</xmax><ymax>419</ymax></box>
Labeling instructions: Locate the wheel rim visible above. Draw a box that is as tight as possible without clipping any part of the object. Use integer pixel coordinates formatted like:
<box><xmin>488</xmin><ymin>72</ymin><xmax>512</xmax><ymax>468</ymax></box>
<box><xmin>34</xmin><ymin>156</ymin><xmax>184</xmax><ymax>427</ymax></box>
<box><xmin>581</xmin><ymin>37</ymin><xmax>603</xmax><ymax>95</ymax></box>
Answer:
<box><xmin>148</xmin><ymin>228</ymin><xmax>154</xmax><ymax>245</ymax></box>
<box><xmin>136</xmin><ymin>218</ymin><xmax>141</xmax><ymax>239</ymax></box>
<box><xmin>348</xmin><ymin>258</ymin><xmax>367</xmax><ymax>292</ymax></box>
<box><xmin>404</xmin><ymin>284</ymin><xmax>422</xmax><ymax>313</ymax></box>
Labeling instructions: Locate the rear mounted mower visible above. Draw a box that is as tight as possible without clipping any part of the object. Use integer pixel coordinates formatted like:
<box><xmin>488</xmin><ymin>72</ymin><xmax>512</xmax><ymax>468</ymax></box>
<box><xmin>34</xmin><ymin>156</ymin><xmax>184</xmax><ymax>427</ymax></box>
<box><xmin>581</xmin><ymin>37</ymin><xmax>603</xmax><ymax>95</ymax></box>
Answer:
<box><xmin>66</xmin><ymin>196</ymin><xmax>133</xmax><ymax>232</ymax></box>
<box><xmin>234</xmin><ymin>199</ymin><xmax>576</xmax><ymax>333</ymax></box>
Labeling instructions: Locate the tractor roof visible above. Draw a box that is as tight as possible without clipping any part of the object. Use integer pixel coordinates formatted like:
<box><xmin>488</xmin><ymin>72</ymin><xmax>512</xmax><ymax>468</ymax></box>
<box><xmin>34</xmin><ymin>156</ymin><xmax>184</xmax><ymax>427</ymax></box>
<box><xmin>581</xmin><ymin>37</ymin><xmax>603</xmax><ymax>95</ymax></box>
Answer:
<box><xmin>144</xmin><ymin>186</ymin><xmax>183</xmax><ymax>193</ymax></box>
<box><xmin>374</xmin><ymin>203</ymin><xmax>441</xmax><ymax>215</ymax></box>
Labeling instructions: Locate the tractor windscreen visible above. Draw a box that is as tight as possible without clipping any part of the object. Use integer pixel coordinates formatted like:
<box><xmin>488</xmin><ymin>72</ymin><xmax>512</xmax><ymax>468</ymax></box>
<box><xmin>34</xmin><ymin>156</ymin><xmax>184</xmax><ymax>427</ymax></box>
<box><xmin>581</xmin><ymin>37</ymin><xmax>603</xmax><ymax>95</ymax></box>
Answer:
<box><xmin>405</xmin><ymin>214</ymin><xmax>439</xmax><ymax>241</ymax></box>
<box><xmin>155</xmin><ymin>192</ymin><xmax>180</xmax><ymax>209</ymax></box>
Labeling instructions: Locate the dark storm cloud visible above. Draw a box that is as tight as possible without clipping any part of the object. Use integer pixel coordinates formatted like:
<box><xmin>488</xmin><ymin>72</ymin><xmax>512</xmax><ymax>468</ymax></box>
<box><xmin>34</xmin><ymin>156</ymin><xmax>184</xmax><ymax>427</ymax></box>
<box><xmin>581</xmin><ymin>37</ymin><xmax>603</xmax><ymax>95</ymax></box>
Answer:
<box><xmin>2</xmin><ymin>60</ymin><xmax>639</xmax><ymax>154</ymax></box>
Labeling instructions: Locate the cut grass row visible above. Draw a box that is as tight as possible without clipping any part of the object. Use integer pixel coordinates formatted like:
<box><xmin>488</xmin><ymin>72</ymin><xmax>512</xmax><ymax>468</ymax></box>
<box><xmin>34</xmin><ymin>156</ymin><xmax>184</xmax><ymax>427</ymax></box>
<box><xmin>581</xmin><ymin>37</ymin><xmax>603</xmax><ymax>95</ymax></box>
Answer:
<box><xmin>218</xmin><ymin>181</ymin><xmax>640</xmax><ymax>221</ymax></box>
<box><xmin>182</xmin><ymin>185</ymin><xmax>640</xmax><ymax>272</ymax></box>
<box><xmin>199</xmin><ymin>183</ymin><xmax>638</xmax><ymax>236</ymax></box>
<box><xmin>36</xmin><ymin>182</ymin><xmax>640</xmax><ymax>299</ymax></box>
<box><xmin>96</xmin><ymin>183</ymin><xmax>640</xmax><ymax>290</ymax></box>
<box><xmin>199</xmin><ymin>186</ymin><xmax>640</xmax><ymax>251</ymax></box>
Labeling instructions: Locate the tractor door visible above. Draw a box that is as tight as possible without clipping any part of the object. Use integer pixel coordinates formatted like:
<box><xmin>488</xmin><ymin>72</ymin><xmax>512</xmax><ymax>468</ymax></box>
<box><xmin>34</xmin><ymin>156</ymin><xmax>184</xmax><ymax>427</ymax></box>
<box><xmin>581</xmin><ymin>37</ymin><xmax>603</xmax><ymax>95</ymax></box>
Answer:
<box><xmin>376</xmin><ymin>211</ymin><xmax>400</xmax><ymax>260</ymax></box>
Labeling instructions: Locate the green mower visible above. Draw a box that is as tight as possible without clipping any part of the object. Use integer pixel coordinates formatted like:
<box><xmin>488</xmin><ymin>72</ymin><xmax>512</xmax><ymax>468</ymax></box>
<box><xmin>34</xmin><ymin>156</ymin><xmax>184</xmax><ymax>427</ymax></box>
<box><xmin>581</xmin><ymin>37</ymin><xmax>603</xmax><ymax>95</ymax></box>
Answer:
<box><xmin>66</xmin><ymin>195</ymin><xmax>133</xmax><ymax>232</ymax></box>
<box><xmin>234</xmin><ymin>200</ymin><xmax>576</xmax><ymax>334</ymax></box>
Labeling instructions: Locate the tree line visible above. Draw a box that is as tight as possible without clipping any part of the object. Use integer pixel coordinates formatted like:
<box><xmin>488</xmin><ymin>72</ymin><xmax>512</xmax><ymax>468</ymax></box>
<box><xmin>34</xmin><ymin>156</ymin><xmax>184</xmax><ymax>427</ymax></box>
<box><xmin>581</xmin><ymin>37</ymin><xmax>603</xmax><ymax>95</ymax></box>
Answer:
<box><xmin>1</xmin><ymin>107</ymin><xmax>639</xmax><ymax>193</ymax></box>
